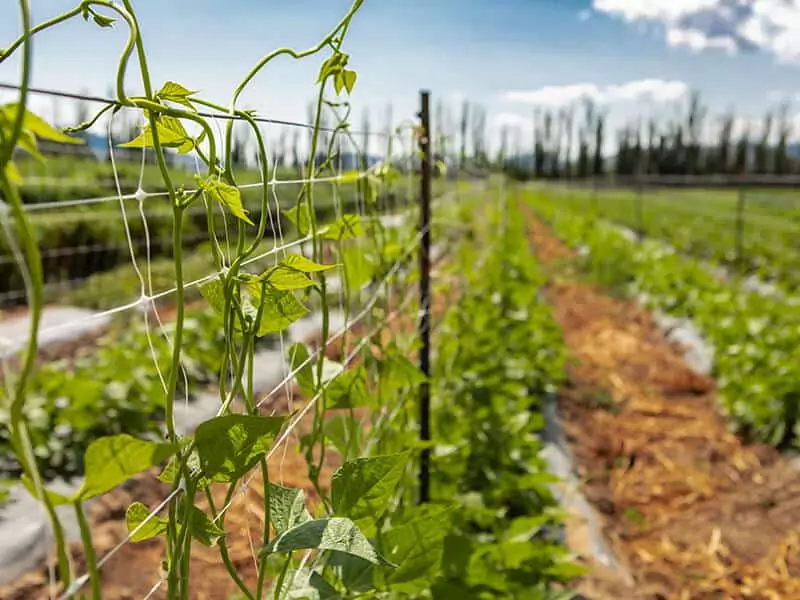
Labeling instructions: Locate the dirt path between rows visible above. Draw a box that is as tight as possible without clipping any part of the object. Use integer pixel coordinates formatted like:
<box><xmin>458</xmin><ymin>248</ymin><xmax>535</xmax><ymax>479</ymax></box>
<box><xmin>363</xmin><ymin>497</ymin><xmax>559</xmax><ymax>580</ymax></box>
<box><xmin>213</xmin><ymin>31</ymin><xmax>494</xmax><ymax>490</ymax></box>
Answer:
<box><xmin>523</xmin><ymin>208</ymin><xmax>800</xmax><ymax>599</ymax></box>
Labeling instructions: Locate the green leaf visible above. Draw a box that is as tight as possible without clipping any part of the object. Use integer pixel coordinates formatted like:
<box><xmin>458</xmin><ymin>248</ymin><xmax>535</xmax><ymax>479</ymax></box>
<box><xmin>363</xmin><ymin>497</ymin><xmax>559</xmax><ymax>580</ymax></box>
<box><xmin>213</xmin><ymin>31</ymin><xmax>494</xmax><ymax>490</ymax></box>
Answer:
<box><xmin>283</xmin><ymin>204</ymin><xmax>312</xmax><ymax>236</ymax></box>
<box><xmin>0</xmin><ymin>104</ymin><xmax>83</xmax><ymax>144</ymax></box>
<box><xmin>337</xmin><ymin>170</ymin><xmax>363</xmax><ymax>184</ymax></box>
<box><xmin>127</xmin><ymin>502</ymin><xmax>224</xmax><ymax>546</ymax></box>
<box><xmin>280</xmin><ymin>254</ymin><xmax>338</xmax><ymax>273</ymax></box>
<box><xmin>126</xmin><ymin>501</ymin><xmax>169</xmax><ymax>542</ymax></box>
<box><xmin>78</xmin><ymin>435</ymin><xmax>179</xmax><ymax>500</ymax></box>
<box><xmin>318</xmin><ymin>53</ymin><xmax>348</xmax><ymax>83</ymax></box>
<box><xmin>157</xmin><ymin>458</ymin><xmax>179</xmax><ymax>484</ymax></box>
<box><xmin>5</xmin><ymin>161</ymin><xmax>21</xmax><ymax>185</ymax></box>
<box><xmin>16</xmin><ymin>129</ymin><xmax>45</xmax><ymax>161</ymax></box>
<box><xmin>199</xmin><ymin>278</ymin><xmax>226</xmax><ymax>315</ymax></box>
<box><xmin>287</xmin><ymin>343</ymin><xmax>315</xmax><ymax>397</ymax></box>
<box><xmin>328</xmin><ymin>552</ymin><xmax>375</xmax><ymax>593</ymax></box>
<box><xmin>187</xmin><ymin>506</ymin><xmax>226</xmax><ymax>547</ymax></box>
<box><xmin>158</xmin><ymin>449</ymin><xmax>210</xmax><ymax>488</ymax></box>
<box><xmin>341</xmin><ymin>245</ymin><xmax>375</xmax><ymax>292</ymax></box>
<box><xmin>543</xmin><ymin>559</ymin><xmax>590</xmax><ymax>580</ymax></box>
<box><xmin>341</xmin><ymin>70</ymin><xmax>357</xmax><ymax>95</ymax></box>
<box><xmin>265</xmin><ymin>517</ymin><xmax>393</xmax><ymax>566</ymax></box>
<box><xmin>121</xmin><ymin>115</ymin><xmax>194</xmax><ymax>153</ymax></box>
<box><xmin>331</xmin><ymin>69</ymin><xmax>357</xmax><ymax>96</ymax></box>
<box><xmin>196</xmin><ymin>176</ymin><xmax>254</xmax><ymax>225</ymax></box>
<box><xmin>156</xmin><ymin>81</ymin><xmax>198</xmax><ymax>111</ymax></box>
<box><xmin>261</xmin><ymin>255</ymin><xmax>336</xmax><ymax>291</ymax></box>
<box><xmin>379</xmin><ymin>352</ymin><xmax>427</xmax><ymax>396</ymax></box>
<box><xmin>441</xmin><ymin>534</ymin><xmax>475</xmax><ymax>580</ymax></box>
<box><xmin>91</xmin><ymin>12</ymin><xmax>115</xmax><ymax>27</ymax></box>
<box><xmin>194</xmin><ymin>415</ymin><xmax>285</xmax><ymax>482</ymax></box>
<box><xmin>326</xmin><ymin>366</ymin><xmax>369</xmax><ymax>410</ymax></box>
<box><xmin>321</xmin><ymin>214</ymin><xmax>364</xmax><ymax>240</ymax></box>
<box><xmin>20</xmin><ymin>475</ymin><xmax>73</xmax><ymax>506</ymax></box>
<box><xmin>324</xmin><ymin>414</ymin><xmax>362</xmax><ymax>462</ymax></box>
<box><xmin>263</xmin><ymin>270</ymin><xmax>316</xmax><ymax>292</ymax></box>
<box><xmin>331</xmin><ymin>452</ymin><xmax>409</xmax><ymax>522</ymax></box>
<box><xmin>249</xmin><ymin>286</ymin><xmax>310</xmax><ymax>335</ymax></box>
<box><xmin>309</xmin><ymin>572</ymin><xmax>342</xmax><ymax>599</ymax></box>
<box><xmin>382</xmin><ymin>506</ymin><xmax>453</xmax><ymax>586</ymax></box>
<box><xmin>333</xmin><ymin>72</ymin><xmax>346</xmax><ymax>96</ymax></box>
<box><xmin>269</xmin><ymin>483</ymin><xmax>312</xmax><ymax>535</ymax></box>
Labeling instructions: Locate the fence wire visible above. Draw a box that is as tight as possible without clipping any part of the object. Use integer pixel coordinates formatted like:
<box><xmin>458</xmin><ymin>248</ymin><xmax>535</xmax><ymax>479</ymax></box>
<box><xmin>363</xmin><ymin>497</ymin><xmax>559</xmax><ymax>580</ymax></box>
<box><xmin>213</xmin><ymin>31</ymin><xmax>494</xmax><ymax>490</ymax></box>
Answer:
<box><xmin>0</xmin><ymin>74</ymin><xmax>469</xmax><ymax>600</ymax></box>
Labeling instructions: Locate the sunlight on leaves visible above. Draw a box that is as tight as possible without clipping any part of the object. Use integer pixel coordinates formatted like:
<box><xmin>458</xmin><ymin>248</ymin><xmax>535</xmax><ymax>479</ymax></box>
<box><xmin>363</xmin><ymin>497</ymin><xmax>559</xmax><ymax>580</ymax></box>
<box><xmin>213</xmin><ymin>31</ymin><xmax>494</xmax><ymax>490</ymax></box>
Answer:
<box><xmin>194</xmin><ymin>415</ymin><xmax>285</xmax><ymax>482</ymax></box>
<box><xmin>78</xmin><ymin>435</ymin><xmax>179</xmax><ymax>500</ymax></box>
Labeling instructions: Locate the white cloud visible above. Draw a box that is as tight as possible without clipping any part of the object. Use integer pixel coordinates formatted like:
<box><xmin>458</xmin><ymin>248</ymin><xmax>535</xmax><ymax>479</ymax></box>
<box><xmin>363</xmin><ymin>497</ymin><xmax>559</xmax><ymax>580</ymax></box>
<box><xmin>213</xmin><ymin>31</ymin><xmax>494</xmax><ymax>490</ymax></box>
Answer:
<box><xmin>503</xmin><ymin>83</ymin><xmax>600</xmax><ymax>107</ymax></box>
<box><xmin>491</xmin><ymin>112</ymin><xmax>532</xmax><ymax>130</ymax></box>
<box><xmin>501</xmin><ymin>79</ymin><xmax>689</xmax><ymax>108</ymax></box>
<box><xmin>592</xmin><ymin>0</ymin><xmax>800</xmax><ymax>64</ymax></box>
<box><xmin>578</xmin><ymin>9</ymin><xmax>592</xmax><ymax>22</ymax></box>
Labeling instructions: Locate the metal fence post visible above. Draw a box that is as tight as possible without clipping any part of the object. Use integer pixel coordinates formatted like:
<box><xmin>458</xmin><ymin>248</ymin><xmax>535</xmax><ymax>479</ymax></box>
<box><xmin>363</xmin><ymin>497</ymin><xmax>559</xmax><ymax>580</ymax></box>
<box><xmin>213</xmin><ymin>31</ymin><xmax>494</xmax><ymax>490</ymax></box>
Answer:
<box><xmin>417</xmin><ymin>90</ymin><xmax>432</xmax><ymax>504</ymax></box>
<box><xmin>635</xmin><ymin>174</ymin><xmax>645</xmax><ymax>242</ymax></box>
<box><xmin>735</xmin><ymin>186</ymin><xmax>747</xmax><ymax>267</ymax></box>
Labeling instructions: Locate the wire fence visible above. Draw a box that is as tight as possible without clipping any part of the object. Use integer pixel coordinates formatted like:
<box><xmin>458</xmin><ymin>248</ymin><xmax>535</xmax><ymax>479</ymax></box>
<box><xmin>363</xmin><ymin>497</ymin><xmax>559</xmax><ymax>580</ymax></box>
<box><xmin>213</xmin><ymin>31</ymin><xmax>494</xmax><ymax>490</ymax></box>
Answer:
<box><xmin>0</xmin><ymin>81</ymin><xmax>422</xmax><ymax>311</ymax></box>
<box><xmin>0</xmin><ymin>50</ymin><xmax>486</xmax><ymax>598</ymax></box>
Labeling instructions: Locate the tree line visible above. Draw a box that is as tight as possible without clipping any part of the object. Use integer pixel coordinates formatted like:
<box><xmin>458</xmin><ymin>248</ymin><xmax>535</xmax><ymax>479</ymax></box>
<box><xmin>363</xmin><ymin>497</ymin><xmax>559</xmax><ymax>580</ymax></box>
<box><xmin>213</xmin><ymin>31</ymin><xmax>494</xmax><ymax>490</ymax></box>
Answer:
<box><xmin>434</xmin><ymin>92</ymin><xmax>798</xmax><ymax>180</ymax></box>
<box><xmin>56</xmin><ymin>87</ymin><xmax>795</xmax><ymax>179</ymax></box>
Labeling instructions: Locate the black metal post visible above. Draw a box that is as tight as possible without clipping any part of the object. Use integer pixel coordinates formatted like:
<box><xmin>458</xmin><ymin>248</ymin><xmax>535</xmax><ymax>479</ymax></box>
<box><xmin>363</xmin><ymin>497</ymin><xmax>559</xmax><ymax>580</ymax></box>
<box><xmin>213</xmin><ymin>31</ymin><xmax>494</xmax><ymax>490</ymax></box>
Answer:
<box><xmin>635</xmin><ymin>180</ymin><xmax>644</xmax><ymax>241</ymax></box>
<box><xmin>418</xmin><ymin>90</ymin><xmax>432</xmax><ymax>504</ymax></box>
<box><xmin>735</xmin><ymin>186</ymin><xmax>746</xmax><ymax>267</ymax></box>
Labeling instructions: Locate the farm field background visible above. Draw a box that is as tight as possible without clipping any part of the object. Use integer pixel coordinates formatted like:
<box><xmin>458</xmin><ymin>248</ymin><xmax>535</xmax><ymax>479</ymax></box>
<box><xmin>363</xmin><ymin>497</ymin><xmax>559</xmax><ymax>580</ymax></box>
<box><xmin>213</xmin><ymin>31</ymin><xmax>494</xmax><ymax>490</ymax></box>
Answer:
<box><xmin>4</xmin><ymin>1</ymin><xmax>800</xmax><ymax>599</ymax></box>
<box><xmin>541</xmin><ymin>181</ymin><xmax>800</xmax><ymax>289</ymax></box>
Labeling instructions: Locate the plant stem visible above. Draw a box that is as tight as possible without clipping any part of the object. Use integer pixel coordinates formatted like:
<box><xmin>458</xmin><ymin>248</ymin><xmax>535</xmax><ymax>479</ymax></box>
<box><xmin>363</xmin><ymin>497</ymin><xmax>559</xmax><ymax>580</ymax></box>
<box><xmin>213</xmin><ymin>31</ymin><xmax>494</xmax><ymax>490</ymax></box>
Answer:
<box><xmin>255</xmin><ymin>459</ymin><xmax>271</xmax><ymax>600</ymax></box>
<box><xmin>74</xmin><ymin>500</ymin><xmax>101</xmax><ymax>600</ymax></box>
<box><xmin>1</xmin><ymin>0</ymin><xmax>74</xmax><ymax>588</ymax></box>
<box><xmin>273</xmin><ymin>552</ymin><xmax>293</xmax><ymax>600</ymax></box>
<box><xmin>204</xmin><ymin>488</ymin><xmax>255</xmax><ymax>600</ymax></box>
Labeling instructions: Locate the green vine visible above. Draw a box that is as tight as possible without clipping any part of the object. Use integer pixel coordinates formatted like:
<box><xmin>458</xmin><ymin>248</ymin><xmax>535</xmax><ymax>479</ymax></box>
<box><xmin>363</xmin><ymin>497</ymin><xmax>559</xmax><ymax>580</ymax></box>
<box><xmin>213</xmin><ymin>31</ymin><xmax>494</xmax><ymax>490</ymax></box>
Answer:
<box><xmin>0</xmin><ymin>2</ymin><xmax>578</xmax><ymax>598</ymax></box>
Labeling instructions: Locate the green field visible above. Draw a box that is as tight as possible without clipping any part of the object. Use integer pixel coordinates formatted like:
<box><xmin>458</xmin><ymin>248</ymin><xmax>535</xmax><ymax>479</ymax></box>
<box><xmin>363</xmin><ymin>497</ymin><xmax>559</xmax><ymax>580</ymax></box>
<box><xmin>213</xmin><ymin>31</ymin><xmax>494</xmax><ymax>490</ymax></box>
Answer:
<box><xmin>2</xmin><ymin>154</ymin><xmax>426</xmax><ymax>308</ymax></box>
<box><xmin>526</xmin><ymin>186</ymin><xmax>800</xmax><ymax>449</ymax></box>
<box><xmin>541</xmin><ymin>183</ymin><xmax>800</xmax><ymax>289</ymax></box>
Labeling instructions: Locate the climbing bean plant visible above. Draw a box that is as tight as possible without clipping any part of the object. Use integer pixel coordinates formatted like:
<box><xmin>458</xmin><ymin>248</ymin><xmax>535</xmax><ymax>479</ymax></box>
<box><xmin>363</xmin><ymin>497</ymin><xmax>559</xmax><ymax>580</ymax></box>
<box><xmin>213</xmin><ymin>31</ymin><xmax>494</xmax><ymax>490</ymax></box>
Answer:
<box><xmin>0</xmin><ymin>3</ymin><xmax>580</xmax><ymax>600</ymax></box>
<box><xmin>0</xmin><ymin>1</ymin><xmax>442</xmax><ymax>598</ymax></box>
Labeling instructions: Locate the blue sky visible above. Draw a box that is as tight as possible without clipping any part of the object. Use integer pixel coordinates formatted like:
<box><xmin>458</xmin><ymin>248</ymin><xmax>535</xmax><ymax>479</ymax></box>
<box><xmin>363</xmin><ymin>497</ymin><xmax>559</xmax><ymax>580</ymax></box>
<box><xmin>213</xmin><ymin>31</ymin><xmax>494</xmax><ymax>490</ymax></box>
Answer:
<box><xmin>1</xmin><ymin>1</ymin><xmax>799</xmax><ymax>154</ymax></box>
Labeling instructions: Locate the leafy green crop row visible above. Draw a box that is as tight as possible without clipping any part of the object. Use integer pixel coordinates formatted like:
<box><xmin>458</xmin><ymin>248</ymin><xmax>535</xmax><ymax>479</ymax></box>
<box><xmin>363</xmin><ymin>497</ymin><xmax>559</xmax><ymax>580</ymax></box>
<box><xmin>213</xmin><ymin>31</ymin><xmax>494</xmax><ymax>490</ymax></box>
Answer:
<box><xmin>427</xmin><ymin>191</ymin><xmax>579</xmax><ymax>598</ymax></box>
<box><xmin>0</xmin><ymin>2</ymin><xmax>574</xmax><ymax>597</ymax></box>
<box><xmin>527</xmin><ymin>189</ymin><xmax>800</xmax><ymax>448</ymax></box>
<box><xmin>0</xmin><ymin>307</ymin><xmax>237</xmax><ymax>481</ymax></box>
<box><xmin>546</xmin><ymin>185</ymin><xmax>800</xmax><ymax>289</ymax></box>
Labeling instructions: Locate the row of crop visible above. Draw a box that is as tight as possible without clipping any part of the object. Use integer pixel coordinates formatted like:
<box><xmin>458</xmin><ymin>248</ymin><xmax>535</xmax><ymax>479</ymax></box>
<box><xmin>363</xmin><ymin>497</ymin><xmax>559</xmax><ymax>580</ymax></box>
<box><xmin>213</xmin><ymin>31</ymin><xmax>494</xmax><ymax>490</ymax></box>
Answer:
<box><xmin>242</xmin><ymin>185</ymin><xmax>579</xmax><ymax>597</ymax></box>
<box><xmin>527</xmin><ymin>189</ymin><xmax>800</xmax><ymax>448</ymax></box>
<box><xmin>7</xmin><ymin>184</ymin><xmax>579</xmax><ymax>598</ymax></box>
<box><xmin>424</xmin><ymin>190</ymin><xmax>579</xmax><ymax>597</ymax></box>
<box><xmin>0</xmin><ymin>189</ymin><xmax>420</xmax><ymax>485</ymax></box>
<box><xmin>0</xmin><ymin>294</ymin><xmax>263</xmax><ymax>482</ymax></box>
<box><xmin>547</xmin><ymin>185</ymin><xmax>800</xmax><ymax>289</ymax></box>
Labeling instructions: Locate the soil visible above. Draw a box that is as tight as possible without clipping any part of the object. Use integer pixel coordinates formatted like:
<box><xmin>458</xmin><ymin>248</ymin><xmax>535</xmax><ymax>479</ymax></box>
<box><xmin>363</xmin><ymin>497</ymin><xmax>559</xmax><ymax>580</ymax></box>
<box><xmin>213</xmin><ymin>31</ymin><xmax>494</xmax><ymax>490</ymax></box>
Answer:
<box><xmin>524</xmin><ymin>207</ymin><xmax>800</xmax><ymax>599</ymax></box>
